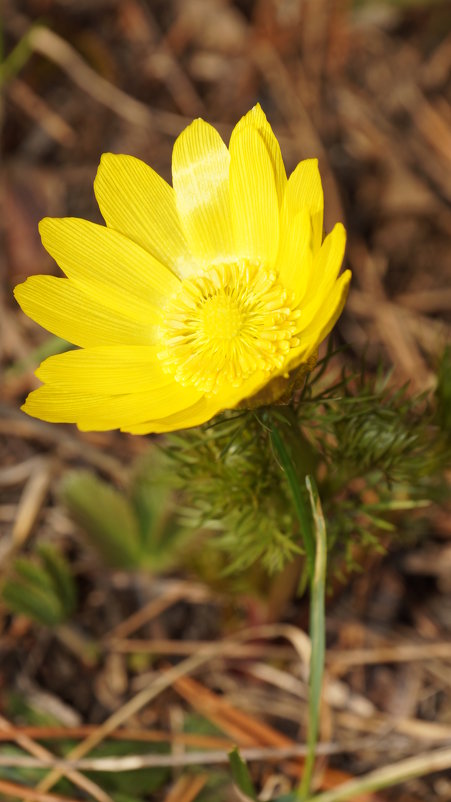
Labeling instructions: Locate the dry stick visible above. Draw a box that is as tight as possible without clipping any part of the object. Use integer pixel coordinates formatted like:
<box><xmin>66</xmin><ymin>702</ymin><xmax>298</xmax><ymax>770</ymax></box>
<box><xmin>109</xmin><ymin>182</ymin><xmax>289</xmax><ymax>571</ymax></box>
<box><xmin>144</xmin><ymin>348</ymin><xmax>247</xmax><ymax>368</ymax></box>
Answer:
<box><xmin>311</xmin><ymin>745</ymin><xmax>451</xmax><ymax>802</ymax></box>
<box><xmin>0</xmin><ymin>716</ymin><xmax>112</xmax><ymax>802</ymax></box>
<box><xmin>34</xmin><ymin>624</ymin><xmax>310</xmax><ymax>796</ymax></box>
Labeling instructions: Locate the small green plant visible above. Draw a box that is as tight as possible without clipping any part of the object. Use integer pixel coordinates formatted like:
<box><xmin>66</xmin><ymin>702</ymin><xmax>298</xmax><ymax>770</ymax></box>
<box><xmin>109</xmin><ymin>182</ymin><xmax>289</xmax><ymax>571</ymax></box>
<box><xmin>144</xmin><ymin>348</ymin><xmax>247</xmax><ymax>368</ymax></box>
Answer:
<box><xmin>2</xmin><ymin>544</ymin><xmax>76</xmax><ymax>626</ymax></box>
<box><xmin>164</xmin><ymin>347</ymin><xmax>450</xmax><ymax>582</ymax></box>
<box><xmin>59</xmin><ymin>449</ymin><xmax>191</xmax><ymax>571</ymax></box>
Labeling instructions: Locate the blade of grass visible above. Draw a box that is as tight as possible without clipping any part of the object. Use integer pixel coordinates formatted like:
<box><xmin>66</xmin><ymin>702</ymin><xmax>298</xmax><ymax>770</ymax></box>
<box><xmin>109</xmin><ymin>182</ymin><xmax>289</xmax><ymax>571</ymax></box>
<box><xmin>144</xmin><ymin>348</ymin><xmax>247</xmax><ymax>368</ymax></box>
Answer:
<box><xmin>228</xmin><ymin>747</ymin><xmax>258</xmax><ymax>800</ymax></box>
<box><xmin>266</xmin><ymin>411</ymin><xmax>316</xmax><ymax>579</ymax></box>
<box><xmin>298</xmin><ymin>476</ymin><xmax>327</xmax><ymax>800</ymax></box>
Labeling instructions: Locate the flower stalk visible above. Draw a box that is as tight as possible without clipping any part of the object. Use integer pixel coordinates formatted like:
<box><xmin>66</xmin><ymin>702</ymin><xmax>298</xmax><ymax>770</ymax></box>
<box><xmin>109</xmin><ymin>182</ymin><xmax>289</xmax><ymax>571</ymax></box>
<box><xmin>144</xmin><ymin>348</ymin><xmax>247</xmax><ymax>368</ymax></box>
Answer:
<box><xmin>264</xmin><ymin>409</ymin><xmax>326</xmax><ymax>800</ymax></box>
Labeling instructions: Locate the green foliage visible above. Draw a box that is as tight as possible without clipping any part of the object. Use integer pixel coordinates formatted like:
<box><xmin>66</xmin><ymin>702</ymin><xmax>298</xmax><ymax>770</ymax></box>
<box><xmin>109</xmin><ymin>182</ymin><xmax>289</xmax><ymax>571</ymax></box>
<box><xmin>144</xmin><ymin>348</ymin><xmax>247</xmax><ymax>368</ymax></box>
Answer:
<box><xmin>299</xmin><ymin>366</ymin><xmax>447</xmax><ymax>484</ymax></box>
<box><xmin>60</xmin><ymin>471</ymin><xmax>142</xmax><ymax>569</ymax></box>
<box><xmin>295</xmin><ymin>348</ymin><xmax>451</xmax><ymax>570</ymax></box>
<box><xmin>1</xmin><ymin>544</ymin><xmax>76</xmax><ymax>627</ymax></box>
<box><xmin>164</xmin><ymin>415</ymin><xmax>303</xmax><ymax>575</ymax></box>
<box><xmin>165</xmin><ymin>347</ymin><xmax>450</xmax><ymax>581</ymax></box>
<box><xmin>60</xmin><ymin>450</ymin><xmax>190</xmax><ymax>571</ymax></box>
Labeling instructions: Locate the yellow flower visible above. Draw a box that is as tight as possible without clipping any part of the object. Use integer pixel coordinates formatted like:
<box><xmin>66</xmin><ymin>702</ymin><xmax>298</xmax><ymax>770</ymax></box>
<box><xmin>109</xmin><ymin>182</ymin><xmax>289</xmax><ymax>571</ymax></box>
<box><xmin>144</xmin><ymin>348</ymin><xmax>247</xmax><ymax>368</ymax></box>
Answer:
<box><xmin>14</xmin><ymin>105</ymin><xmax>351</xmax><ymax>434</ymax></box>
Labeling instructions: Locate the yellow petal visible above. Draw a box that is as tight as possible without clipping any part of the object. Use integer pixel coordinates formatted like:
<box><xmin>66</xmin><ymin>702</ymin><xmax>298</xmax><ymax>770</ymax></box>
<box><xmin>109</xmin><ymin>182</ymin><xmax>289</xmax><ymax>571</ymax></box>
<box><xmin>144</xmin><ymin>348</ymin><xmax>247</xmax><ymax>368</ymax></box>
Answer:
<box><xmin>221</xmin><ymin>369</ymin><xmax>270</xmax><ymax>410</ymax></box>
<box><xmin>22</xmin><ymin>387</ymin><xmax>109</xmax><ymax>423</ymax></box>
<box><xmin>39</xmin><ymin>217</ymin><xmax>180</xmax><ymax>323</ymax></box>
<box><xmin>172</xmin><ymin>119</ymin><xmax>234</xmax><ymax>264</ymax></box>
<box><xmin>14</xmin><ymin>276</ymin><xmax>155</xmax><ymax>347</ymax></box>
<box><xmin>284</xmin><ymin>159</ymin><xmax>324</xmax><ymax>254</ymax></box>
<box><xmin>229</xmin><ymin>125</ymin><xmax>279</xmax><ymax>266</ymax></box>
<box><xmin>231</xmin><ymin>104</ymin><xmax>287</xmax><ymax>207</ymax></box>
<box><xmin>36</xmin><ymin>346</ymin><xmax>168</xmax><ymax>394</ymax></box>
<box><xmin>22</xmin><ymin>382</ymin><xmax>203</xmax><ymax>430</ymax></box>
<box><xmin>94</xmin><ymin>153</ymin><xmax>192</xmax><ymax>278</ymax></box>
<box><xmin>286</xmin><ymin>270</ymin><xmax>351</xmax><ymax>372</ymax></box>
<box><xmin>124</xmin><ymin>396</ymin><xmax>224</xmax><ymax>434</ymax></box>
<box><xmin>299</xmin><ymin>223</ymin><xmax>346</xmax><ymax>329</ymax></box>
<box><xmin>77</xmin><ymin>383</ymin><xmax>203</xmax><ymax>430</ymax></box>
<box><xmin>303</xmin><ymin>269</ymin><xmax>351</xmax><ymax>342</ymax></box>
<box><xmin>276</xmin><ymin>207</ymin><xmax>313</xmax><ymax>306</ymax></box>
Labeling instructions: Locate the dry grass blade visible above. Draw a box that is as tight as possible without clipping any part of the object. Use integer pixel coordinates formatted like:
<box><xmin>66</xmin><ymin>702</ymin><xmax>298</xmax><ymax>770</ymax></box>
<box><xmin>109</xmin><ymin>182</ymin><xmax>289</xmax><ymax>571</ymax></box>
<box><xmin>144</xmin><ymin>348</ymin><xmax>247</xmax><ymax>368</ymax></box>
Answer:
<box><xmin>328</xmin><ymin>642</ymin><xmax>451</xmax><ymax>669</ymax></box>
<box><xmin>107</xmin><ymin>638</ymin><xmax>296</xmax><ymax>659</ymax></box>
<box><xmin>311</xmin><ymin>746</ymin><xmax>451</xmax><ymax>802</ymax></box>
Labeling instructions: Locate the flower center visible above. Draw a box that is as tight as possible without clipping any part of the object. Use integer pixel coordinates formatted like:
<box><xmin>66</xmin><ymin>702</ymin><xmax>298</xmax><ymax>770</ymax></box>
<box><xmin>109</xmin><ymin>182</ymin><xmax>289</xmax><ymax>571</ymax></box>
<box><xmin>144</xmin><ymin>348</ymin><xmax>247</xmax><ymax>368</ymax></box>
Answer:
<box><xmin>157</xmin><ymin>260</ymin><xmax>301</xmax><ymax>395</ymax></box>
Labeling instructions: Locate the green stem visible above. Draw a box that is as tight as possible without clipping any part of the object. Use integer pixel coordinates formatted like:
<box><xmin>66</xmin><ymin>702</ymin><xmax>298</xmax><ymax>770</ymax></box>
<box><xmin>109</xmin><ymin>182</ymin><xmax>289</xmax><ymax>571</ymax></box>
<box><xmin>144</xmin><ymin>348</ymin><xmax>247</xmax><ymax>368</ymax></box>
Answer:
<box><xmin>298</xmin><ymin>476</ymin><xmax>327</xmax><ymax>801</ymax></box>
<box><xmin>264</xmin><ymin>410</ymin><xmax>326</xmax><ymax>800</ymax></box>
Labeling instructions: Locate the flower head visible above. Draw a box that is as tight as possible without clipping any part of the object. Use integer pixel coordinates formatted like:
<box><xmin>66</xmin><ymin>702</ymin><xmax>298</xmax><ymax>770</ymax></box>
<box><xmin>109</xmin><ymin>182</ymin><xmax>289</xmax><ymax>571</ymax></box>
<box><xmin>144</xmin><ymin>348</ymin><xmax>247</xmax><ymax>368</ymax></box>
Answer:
<box><xmin>14</xmin><ymin>105</ymin><xmax>351</xmax><ymax>434</ymax></box>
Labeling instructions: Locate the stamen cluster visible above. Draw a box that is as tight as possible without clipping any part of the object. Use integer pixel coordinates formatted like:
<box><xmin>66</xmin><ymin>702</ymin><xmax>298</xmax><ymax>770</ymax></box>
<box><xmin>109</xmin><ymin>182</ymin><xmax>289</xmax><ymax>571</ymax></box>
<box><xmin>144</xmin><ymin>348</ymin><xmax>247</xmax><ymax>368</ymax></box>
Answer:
<box><xmin>158</xmin><ymin>261</ymin><xmax>301</xmax><ymax>394</ymax></box>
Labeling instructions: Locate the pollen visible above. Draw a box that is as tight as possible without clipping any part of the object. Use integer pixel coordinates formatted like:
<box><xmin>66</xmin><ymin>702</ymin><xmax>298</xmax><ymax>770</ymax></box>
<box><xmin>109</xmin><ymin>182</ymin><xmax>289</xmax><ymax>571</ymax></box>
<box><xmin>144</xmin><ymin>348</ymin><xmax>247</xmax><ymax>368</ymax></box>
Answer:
<box><xmin>158</xmin><ymin>260</ymin><xmax>301</xmax><ymax>395</ymax></box>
